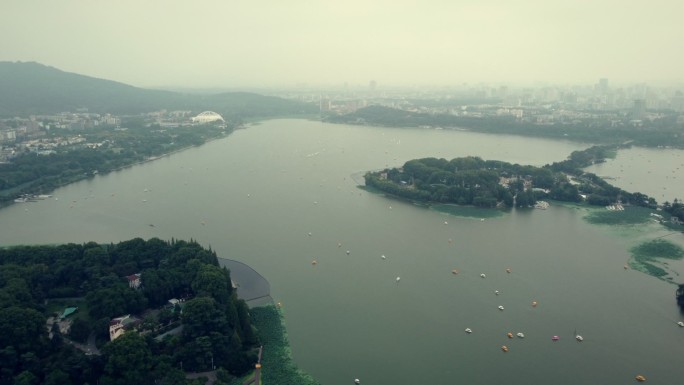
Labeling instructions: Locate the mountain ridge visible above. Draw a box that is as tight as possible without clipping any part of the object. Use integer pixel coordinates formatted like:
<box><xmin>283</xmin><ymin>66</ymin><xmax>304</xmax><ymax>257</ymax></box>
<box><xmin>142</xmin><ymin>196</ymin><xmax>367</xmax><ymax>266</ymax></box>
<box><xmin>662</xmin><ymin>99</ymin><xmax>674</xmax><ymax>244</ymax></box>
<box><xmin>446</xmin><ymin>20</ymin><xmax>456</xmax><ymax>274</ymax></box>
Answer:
<box><xmin>0</xmin><ymin>61</ymin><xmax>315</xmax><ymax>117</ymax></box>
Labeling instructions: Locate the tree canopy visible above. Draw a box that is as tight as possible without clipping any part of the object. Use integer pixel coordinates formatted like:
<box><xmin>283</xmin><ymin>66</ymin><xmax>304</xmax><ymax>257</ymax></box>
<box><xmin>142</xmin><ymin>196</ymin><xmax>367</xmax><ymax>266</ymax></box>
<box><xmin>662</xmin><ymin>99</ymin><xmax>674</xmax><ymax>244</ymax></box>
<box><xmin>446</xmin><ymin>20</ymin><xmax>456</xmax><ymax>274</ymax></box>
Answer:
<box><xmin>364</xmin><ymin>146</ymin><xmax>658</xmax><ymax>209</ymax></box>
<box><xmin>0</xmin><ymin>238</ymin><xmax>260</xmax><ymax>385</ymax></box>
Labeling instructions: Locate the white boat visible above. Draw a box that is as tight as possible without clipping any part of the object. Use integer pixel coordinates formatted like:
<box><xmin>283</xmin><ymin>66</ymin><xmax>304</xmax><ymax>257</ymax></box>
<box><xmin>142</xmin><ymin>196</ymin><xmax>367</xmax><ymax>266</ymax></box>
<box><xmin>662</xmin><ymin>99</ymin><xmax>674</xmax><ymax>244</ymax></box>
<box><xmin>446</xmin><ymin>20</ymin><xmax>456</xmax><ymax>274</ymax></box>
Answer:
<box><xmin>516</xmin><ymin>332</ymin><xmax>525</xmax><ymax>338</ymax></box>
<box><xmin>498</xmin><ymin>305</ymin><xmax>504</xmax><ymax>311</ymax></box>
<box><xmin>465</xmin><ymin>328</ymin><xmax>472</xmax><ymax>333</ymax></box>
<box><xmin>575</xmin><ymin>335</ymin><xmax>584</xmax><ymax>341</ymax></box>
<box><xmin>677</xmin><ymin>321</ymin><xmax>684</xmax><ymax>327</ymax></box>
<box><xmin>480</xmin><ymin>273</ymin><xmax>486</xmax><ymax>278</ymax></box>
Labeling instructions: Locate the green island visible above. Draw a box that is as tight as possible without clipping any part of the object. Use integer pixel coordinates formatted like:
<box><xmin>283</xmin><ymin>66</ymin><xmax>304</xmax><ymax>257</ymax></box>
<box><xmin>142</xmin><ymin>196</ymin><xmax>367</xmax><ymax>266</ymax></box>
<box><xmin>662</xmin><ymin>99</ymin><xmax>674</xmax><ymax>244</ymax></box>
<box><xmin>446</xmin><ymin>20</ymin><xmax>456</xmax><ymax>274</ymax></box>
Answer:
<box><xmin>364</xmin><ymin>144</ymin><xmax>684</xmax><ymax>225</ymax></box>
<box><xmin>364</xmin><ymin>145</ymin><xmax>660</xmax><ymax>210</ymax></box>
<box><xmin>0</xmin><ymin>238</ymin><xmax>315</xmax><ymax>385</ymax></box>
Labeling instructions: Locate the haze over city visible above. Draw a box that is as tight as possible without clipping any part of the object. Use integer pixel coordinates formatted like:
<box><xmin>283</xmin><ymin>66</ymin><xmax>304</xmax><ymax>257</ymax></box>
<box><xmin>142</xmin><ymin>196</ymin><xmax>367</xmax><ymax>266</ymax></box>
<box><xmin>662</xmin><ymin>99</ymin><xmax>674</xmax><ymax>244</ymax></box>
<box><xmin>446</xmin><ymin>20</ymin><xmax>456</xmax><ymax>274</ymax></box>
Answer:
<box><xmin>2</xmin><ymin>0</ymin><xmax>683</xmax><ymax>89</ymax></box>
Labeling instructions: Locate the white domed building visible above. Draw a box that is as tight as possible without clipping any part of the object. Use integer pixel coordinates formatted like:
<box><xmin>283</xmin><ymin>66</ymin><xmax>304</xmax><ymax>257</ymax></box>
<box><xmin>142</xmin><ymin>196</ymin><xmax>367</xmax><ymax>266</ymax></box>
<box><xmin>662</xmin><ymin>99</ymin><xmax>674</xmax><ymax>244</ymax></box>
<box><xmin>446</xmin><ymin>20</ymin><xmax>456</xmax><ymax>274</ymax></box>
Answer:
<box><xmin>191</xmin><ymin>111</ymin><xmax>224</xmax><ymax>124</ymax></box>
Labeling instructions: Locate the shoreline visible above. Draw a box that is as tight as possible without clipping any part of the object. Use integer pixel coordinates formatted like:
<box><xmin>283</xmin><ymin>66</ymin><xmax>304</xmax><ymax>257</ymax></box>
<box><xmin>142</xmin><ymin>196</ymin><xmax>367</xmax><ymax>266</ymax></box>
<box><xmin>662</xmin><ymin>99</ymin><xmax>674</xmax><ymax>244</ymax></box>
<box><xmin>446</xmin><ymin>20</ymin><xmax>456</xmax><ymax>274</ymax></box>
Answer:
<box><xmin>0</xmin><ymin>130</ymin><xmax>234</xmax><ymax>209</ymax></box>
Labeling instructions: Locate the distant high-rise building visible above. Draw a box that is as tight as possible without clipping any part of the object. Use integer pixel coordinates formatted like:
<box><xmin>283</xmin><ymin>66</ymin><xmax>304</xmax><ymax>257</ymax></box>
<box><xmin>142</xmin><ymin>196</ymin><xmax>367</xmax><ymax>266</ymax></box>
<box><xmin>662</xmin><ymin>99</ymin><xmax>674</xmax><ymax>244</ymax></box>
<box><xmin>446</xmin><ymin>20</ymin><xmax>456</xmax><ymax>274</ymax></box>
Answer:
<box><xmin>319</xmin><ymin>97</ymin><xmax>332</xmax><ymax>112</ymax></box>
<box><xmin>632</xmin><ymin>99</ymin><xmax>646</xmax><ymax>120</ymax></box>
<box><xmin>596</xmin><ymin>78</ymin><xmax>609</xmax><ymax>94</ymax></box>
<box><xmin>369</xmin><ymin>80</ymin><xmax>377</xmax><ymax>91</ymax></box>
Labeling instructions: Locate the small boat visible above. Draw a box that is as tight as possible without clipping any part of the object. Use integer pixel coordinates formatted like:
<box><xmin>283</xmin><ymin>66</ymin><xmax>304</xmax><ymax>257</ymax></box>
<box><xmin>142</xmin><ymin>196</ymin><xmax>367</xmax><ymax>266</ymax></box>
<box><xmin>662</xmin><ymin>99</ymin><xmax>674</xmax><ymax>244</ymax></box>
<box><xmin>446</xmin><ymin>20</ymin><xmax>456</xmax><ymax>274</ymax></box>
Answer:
<box><xmin>396</xmin><ymin>276</ymin><xmax>401</xmax><ymax>282</ymax></box>
<box><xmin>346</xmin><ymin>250</ymin><xmax>351</xmax><ymax>255</ymax></box>
<box><xmin>507</xmin><ymin>332</ymin><xmax>513</xmax><ymax>338</ymax></box>
<box><xmin>451</xmin><ymin>269</ymin><xmax>459</xmax><ymax>275</ymax></box>
<box><xmin>494</xmin><ymin>290</ymin><xmax>499</xmax><ymax>295</ymax></box>
<box><xmin>516</xmin><ymin>332</ymin><xmax>525</xmax><ymax>338</ymax></box>
<box><xmin>355</xmin><ymin>379</ymin><xmax>361</xmax><ymax>384</ymax></box>
<box><xmin>311</xmin><ymin>260</ymin><xmax>317</xmax><ymax>265</ymax></box>
<box><xmin>532</xmin><ymin>301</ymin><xmax>538</xmax><ymax>307</ymax></box>
<box><xmin>506</xmin><ymin>268</ymin><xmax>511</xmax><ymax>273</ymax></box>
<box><xmin>575</xmin><ymin>335</ymin><xmax>584</xmax><ymax>342</ymax></box>
<box><xmin>635</xmin><ymin>375</ymin><xmax>646</xmax><ymax>382</ymax></box>
<box><xmin>480</xmin><ymin>273</ymin><xmax>486</xmax><ymax>278</ymax></box>
<box><xmin>465</xmin><ymin>328</ymin><xmax>472</xmax><ymax>334</ymax></box>
<box><xmin>552</xmin><ymin>335</ymin><xmax>560</xmax><ymax>341</ymax></box>
<box><xmin>498</xmin><ymin>305</ymin><xmax>504</xmax><ymax>311</ymax></box>
<box><xmin>381</xmin><ymin>255</ymin><xmax>386</xmax><ymax>260</ymax></box>
<box><xmin>677</xmin><ymin>321</ymin><xmax>684</xmax><ymax>327</ymax></box>
<box><xmin>501</xmin><ymin>345</ymin><xmax>509</xmax><ymax>352</ymax></box>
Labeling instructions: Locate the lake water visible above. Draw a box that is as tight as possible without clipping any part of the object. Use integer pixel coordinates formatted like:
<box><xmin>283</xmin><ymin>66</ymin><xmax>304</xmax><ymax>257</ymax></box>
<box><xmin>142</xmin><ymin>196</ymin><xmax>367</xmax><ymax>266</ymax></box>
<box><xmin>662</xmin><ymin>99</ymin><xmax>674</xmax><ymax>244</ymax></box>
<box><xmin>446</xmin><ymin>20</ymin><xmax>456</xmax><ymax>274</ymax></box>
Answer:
<box><xmin>584</xmin><ymin>146</ymin><xmax>684</xmax><ymax>204</ymax></box>
<box><xmin>1</xmin><ymin>119</ymin><xmax>684</xmax><ymax>385</ymax></box>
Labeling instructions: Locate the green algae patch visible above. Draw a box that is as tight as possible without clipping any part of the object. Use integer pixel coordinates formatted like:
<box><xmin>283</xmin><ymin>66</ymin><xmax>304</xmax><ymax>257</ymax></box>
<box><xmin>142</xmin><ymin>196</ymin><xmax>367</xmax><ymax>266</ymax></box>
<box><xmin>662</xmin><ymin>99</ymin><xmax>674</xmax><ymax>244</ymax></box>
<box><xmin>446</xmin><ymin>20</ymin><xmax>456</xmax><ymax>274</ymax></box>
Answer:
<box><xmin>431</xmin><ymin>204</ymin><xmax>504</xmax><ymax>219</ymax></box>
<box><xmin>584</xmin><ymin>206</ymin><xmax>653</xmax><ymax>225</ymax></box>
<box><xmin>241</xmin><ymin>305</ymin><xmax>321</xmax><ymax>385</ymax></box>
<box><xmin>629</xmin><ymin>239</ymin><xmax>684</xmax><ymax>279</ymax></box>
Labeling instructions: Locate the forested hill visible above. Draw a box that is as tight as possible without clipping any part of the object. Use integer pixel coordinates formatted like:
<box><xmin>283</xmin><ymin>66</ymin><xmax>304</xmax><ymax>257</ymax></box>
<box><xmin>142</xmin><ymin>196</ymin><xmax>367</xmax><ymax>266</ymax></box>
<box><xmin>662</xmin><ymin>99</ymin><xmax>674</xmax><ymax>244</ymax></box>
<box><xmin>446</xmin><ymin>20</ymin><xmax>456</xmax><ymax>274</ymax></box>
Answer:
<box><xmin>0</xmin><ymin>238</ymin><xmax>260</xmax><ymax>384</ymax></box>
<box><xmin>0</xmin><ymin>61</ymin><xmax>316</xmax><ymax>117</ymax></box>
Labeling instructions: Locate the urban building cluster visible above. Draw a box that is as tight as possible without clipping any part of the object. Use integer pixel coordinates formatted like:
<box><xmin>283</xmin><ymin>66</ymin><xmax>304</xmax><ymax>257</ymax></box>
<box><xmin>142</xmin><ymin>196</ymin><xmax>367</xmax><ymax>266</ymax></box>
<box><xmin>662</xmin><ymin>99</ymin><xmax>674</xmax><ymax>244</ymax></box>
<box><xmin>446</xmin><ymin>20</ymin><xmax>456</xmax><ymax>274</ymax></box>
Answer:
<box><xmin>0</xmin><ymin>110</ymin><xmax>225</xmax><ymax>162</ymax></box>
<box><xmin>274</xmin><ymin>79</ymin><xmax>684</xmax><ymax>127</ymax></box>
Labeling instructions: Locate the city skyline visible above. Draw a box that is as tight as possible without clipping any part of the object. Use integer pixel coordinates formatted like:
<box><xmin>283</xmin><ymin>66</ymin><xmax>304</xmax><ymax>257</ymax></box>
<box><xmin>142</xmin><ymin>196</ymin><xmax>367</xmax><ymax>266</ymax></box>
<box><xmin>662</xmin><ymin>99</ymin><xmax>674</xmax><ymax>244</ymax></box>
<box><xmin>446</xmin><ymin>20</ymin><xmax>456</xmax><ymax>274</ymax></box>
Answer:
<box><xmin>2</xmin><ymin>1</ymin><xmax>683</xmax><ymax>89</ymax></box>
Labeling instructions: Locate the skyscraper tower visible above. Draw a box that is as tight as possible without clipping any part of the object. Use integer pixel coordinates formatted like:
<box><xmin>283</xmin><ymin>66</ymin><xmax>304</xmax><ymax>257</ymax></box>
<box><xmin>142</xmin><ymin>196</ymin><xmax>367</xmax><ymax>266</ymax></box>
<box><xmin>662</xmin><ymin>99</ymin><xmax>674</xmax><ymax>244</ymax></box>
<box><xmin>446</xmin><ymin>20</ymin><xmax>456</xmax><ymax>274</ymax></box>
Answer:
<box><xmin>632</xmin><ymin>99</ymin><xmax>646</xmax><ymax>120</ymax></box>
<box><xmin>597</xmin><ymin>78</ymin><xmax>609</xmax><ymax>94</ymax></box>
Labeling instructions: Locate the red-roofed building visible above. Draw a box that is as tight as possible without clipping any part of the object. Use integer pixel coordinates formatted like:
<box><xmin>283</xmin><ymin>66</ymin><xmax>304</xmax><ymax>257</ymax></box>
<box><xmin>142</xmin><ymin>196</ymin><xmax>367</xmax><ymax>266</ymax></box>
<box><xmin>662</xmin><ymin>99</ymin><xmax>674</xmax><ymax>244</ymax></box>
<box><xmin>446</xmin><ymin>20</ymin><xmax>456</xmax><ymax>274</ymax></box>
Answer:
<box><xmin>126</xmin><ymin>273</ymin><xmax>141</xmax><ymax>289</ymax></box>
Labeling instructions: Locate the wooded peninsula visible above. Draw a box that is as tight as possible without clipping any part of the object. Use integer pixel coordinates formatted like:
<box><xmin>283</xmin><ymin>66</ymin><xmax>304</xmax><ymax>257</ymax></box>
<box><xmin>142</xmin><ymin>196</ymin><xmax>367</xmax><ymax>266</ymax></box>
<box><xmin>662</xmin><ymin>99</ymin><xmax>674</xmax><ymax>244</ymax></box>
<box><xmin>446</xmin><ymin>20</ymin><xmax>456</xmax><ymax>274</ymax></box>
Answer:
<box><xmin>0</xmin><ymin>238</ymin><xmax>260</xmax><ymax>385</ymax></box>
<box><xmin>364</xmin><ymin>145</ymin><xmax>683</xmax><ymax>223</ymax></box>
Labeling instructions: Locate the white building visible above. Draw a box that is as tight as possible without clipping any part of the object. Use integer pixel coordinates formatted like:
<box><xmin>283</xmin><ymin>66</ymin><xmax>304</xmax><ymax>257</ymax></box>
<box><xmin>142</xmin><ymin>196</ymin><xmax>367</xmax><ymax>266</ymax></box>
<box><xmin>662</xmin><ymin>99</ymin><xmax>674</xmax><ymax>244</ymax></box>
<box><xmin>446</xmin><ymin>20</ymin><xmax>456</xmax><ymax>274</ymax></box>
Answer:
<box><xmin>191</xmin><ymin>111</ymin><xmax>224</xmax><ymax>124</ymax></box>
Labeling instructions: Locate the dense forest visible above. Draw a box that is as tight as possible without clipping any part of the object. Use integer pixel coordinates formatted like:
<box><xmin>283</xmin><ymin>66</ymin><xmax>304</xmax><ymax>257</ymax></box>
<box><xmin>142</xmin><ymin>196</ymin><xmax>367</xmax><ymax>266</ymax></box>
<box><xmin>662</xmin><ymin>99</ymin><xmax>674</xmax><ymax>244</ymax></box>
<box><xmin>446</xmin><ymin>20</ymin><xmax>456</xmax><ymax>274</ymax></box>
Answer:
<box><xmin>0</xmin><ymin>238</ymin><xmax>259</xmax><ymax>385</ymax></box>
<box><xmin>364</xmin><ymin>145</ymin><xmax>661</xmax><ymax>210</ymax></box>
<box><xmin>327</xmin><ymin>105</ymin><xmax>684</xmax><ymax>148</ymax></box>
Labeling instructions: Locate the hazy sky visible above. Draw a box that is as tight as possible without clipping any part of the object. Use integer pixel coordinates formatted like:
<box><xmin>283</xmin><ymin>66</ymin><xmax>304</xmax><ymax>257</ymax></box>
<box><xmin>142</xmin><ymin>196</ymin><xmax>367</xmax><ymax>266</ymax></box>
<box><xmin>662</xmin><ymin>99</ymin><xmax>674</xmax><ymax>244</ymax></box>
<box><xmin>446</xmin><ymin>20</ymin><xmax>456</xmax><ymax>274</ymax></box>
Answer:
<box><xmin>2</xmin><ymin>0</ymin><xmax>683</xmax><ymax>88</ymax></box>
